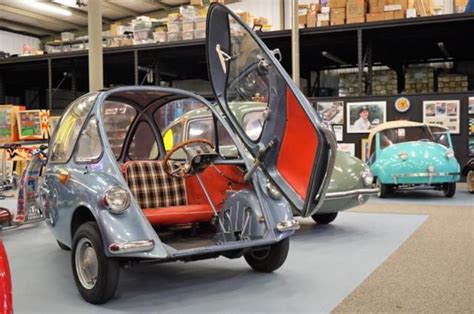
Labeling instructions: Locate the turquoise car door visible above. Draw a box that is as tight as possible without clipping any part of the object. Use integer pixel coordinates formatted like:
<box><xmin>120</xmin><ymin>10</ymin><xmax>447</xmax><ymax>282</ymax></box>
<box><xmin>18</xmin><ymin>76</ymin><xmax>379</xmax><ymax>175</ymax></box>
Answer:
<box><xmin>206</xmin><ymin>4</ymin><xmax>336</xmax><ymax>217</ymax></box>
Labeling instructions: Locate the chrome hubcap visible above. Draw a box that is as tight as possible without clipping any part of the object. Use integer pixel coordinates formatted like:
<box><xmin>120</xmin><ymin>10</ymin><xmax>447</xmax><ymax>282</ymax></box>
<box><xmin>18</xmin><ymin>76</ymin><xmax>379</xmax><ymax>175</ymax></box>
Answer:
<box><xmin>376</xmin><ymin>179</ymin><xmax>381</xmax><ymax>197</ymax></box>
<box><xmin>75</xmin><ymin>238</ymin><xmax>99</xmax><ymax>290</ymax></box>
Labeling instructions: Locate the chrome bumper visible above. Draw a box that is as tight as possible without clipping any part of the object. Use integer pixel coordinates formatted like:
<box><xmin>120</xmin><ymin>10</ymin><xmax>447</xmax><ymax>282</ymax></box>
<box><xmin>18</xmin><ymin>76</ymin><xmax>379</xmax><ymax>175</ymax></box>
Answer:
<box><xmin>392</xmin><ymin>172</ymin><xmax>460</xmax><ymax>185</ymax></box>
<box><xmin>109</xmin><ymin>240</ymin><xmax>154</xmax><ymax>254</ymax></box>
<box><xmin>276</xmin><ymin>219</ymin><xmax>300</xmax><ymax>232</ymax></box>
<box><xmin>325</xmin><ymin>188</ymin><xmax>379</xmax><ymax>200</ymax></box>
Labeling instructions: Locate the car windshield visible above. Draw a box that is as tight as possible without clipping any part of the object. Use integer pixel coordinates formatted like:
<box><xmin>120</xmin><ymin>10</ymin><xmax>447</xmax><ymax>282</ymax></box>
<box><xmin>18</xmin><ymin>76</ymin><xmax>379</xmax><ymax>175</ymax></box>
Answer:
<box><xmin>428</xmin><ymin>125</ymin><xmax>450</xmax><ymax>147</ymax></box>
<box><xmin>379</xmin><ymin>126</ymin><xmax>434</xmax><ymax>149</ymax></box>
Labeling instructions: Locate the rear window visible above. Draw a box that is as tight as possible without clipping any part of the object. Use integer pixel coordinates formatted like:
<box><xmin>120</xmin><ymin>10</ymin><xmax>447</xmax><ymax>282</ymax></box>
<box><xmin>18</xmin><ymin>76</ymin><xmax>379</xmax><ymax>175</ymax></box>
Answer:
<box><xmin>379</xmin><ymin>126</ymin><xmax>433</xmax><ymax>150</ymax></box>
<box><xmin>103</xmin><ymin>101</ymin><xmax>137</xmax><ymax>159</ymax></box>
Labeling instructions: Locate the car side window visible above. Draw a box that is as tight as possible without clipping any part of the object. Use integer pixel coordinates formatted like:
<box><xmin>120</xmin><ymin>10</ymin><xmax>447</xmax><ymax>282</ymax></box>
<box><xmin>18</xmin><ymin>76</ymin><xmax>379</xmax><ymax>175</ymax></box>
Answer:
<box><xmin>103</xmin><ymin>101</ymin><xmax>137</xmax><ymax>159</ymax></box>
<box><xmin>128</xmin><ymin>121</ymin><xmax>159</xmax><ymax>160</ymax></box>
<box><xmin>75</xmin><ymin>116</ymin><xmax>102</xmax><ymax>163</ymax></box>
<box><xmin>50</xmin><ymin>94</ymin><xmax>97</xmax><ymax>163</ymax></box>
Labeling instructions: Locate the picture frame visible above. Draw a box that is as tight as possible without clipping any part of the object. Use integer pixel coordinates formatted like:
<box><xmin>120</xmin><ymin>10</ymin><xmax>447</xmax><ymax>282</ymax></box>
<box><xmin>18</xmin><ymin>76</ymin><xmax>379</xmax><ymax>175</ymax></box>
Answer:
<box><xmin>346</xmin><ymin>101</ymin><xmax>387</xmax><ymax>133</ymax></box>
<box><xmin>361</xmin><ymin>138</ymin><xmax>369</xmax><ymax>162</ymax></box>
<box><xmin>17</xmin><ymin>110</ymin><xmax>43</xmax><ymax>140</ymax></box>
<box><xmin>469</xmin><ymin>118</ymin><xmax>474</xmax><ymax>136</ymax></box>
<box><xmin>469</xmin><ymin>138</ymin><xmax>474</xmax><ymax>157</ymax></box>
<box><xmin>423</xmin><ymin>100</ymin><xmax>460</xmax><ymax>134</ymax></box>
<box><xmin>316</xmin><ymin>101</ymin><xmax>344</xmax><ymax>125</ymax></box>
<box><xmin>333</xmin><ymin>125</ymin><xmax>343</xmax><ymax>142</ymax></box>
<box><xmin>469</xmin><ymin>97</ymin><xmax>474</xmax><ymax>115</ymax></box>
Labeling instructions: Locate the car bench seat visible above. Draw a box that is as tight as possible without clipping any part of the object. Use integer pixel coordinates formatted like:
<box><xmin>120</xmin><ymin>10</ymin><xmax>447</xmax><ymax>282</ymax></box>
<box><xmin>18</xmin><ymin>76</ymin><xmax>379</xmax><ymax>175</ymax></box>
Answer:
<box><xmin>123</xmin><ymin>161</ymin><xmax>215</xmax><ymax>226</ymax></box>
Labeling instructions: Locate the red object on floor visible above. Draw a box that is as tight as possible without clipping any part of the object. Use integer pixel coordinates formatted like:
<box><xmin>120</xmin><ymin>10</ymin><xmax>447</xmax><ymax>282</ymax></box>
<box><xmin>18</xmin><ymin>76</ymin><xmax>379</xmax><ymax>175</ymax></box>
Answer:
<box><xmin>143</xmin><ymin>204</ymin><xmax>215</xmax><ymax>226</ymax></box>
<box><xmin>0</xmin><ymin>241</ymin><xmax>13</xmax><ymax>314</ymax></box>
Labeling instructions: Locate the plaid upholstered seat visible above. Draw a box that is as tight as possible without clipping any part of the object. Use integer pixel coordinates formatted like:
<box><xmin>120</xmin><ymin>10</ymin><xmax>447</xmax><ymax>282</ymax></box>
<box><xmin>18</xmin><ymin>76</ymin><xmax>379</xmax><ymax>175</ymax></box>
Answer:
<box><xmin>124</xmin><ymin>161</ymin><xmax>214</xmax><ymax>226</ymax></box>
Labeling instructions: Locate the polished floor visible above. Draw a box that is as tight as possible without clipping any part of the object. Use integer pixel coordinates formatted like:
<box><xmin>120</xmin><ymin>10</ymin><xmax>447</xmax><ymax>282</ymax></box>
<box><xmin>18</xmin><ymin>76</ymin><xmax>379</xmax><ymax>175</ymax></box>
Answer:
<box><xmin>2</xmin><ymin>211</ymin><xmax>427</xmax><ymax>313</ymax></box>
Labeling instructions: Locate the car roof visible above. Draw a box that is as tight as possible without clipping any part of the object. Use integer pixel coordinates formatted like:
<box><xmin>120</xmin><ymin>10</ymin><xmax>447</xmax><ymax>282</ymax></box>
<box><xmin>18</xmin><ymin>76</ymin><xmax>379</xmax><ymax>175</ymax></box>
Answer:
<box><xmin>367</xmin><ymin>120</ymin><xmax>449</xmax><ymax>156</ymax></box>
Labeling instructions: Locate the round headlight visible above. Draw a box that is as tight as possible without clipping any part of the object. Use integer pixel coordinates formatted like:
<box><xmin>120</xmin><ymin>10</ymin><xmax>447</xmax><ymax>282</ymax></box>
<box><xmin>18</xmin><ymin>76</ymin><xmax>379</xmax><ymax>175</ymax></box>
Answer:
<box><xmin>399</xmin><ymin>151</ymin><xmax>408</xmax><ymax>161</ymax></box>
<box><xmin>103</xmin><ymin>187</ymin><xmax>130</xmax><ymax>214</ymax></box>
<box><xmin>361</xmin><ymin>168</ymin><xmax>374</xmax><ymax>187</ymax></box>
<box><xmin>446</xmin><ymin>150</ymin><xmax>454</xmax><ymax>159</ymax></box>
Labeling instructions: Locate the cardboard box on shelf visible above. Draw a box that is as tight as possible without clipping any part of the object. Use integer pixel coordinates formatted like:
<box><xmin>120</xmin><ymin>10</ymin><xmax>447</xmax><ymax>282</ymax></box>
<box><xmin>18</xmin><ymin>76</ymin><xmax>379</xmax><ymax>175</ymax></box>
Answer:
<box><xmin>384</xmin><ymin>4</ymin><xmax>403</xmax><ymax>10</ymax></box>
<box><xmin>347</xmin><ymin>16</ymin><xmax>366</xmax><ymax>23</ymax></box>
<box><xmin>307</xmin><ymin>12</ymin><xmax>317</xmax><ymax>27</ymax></box>
<box><xmin>0</xmin><ymin>105</ymin><xmax>25</xmax><ymax>142</ymax></box>
<box><xmin>416</xmin><ymin>0</ymin><xmax>434</xmax><ymax>16</ymax></box>
<box><xmin>346</xmin><ymin>0</ymin><xmax>367</xmax><ymax>17</ymax></box>
<box><xmin>367</xmin><ymin>12</ymin><xmax>386</xmax><ymax>20</ymax></box>
<box><xmin>331</xmin><ymin>18</ymin><xmax>346</xmax><ymax>25</ymax></box>
<box><xmin>454</xmin><ymin>0</ymin><xmax>467</xmax><ymax>11</ymax></box>
<box><xmin>329</xmin><ymin>0</ymin><xmax>348</xmax><ymax>7</ymax></box>
<box><xmin>238</xmin><ymin>12</ymin><xmax>254</xmax><ymax>25</ymax></box>
<box><xmin>317</xmin><ymin>20</ymin><xmax>330</xmax><ymax>26</ymax></box>
<box><xmin>318</xmin><ymin>13</ymin><xmax>330</xmax><ymax>21</ymax></box>
<box><xmin>384</xmin><ymin>11</ymin><xmax>395</xmax><ymax>18</ymax></box>
<box><xmin>310</xmin><ymin>3</ymin><xmax>322</xmax><ymax>12</ymax></box>
<box><xmin>369</xmin><ymin>2</ymin><xmax>386</xmax><ymax>12</ymax></box>
<box><xmin>393</xmin><ymin>9</ymin><xmax>405</xmax><ymax>18</ymax></box>
<box><xmin>331</xmin><ymin>7</ymin><xmax>347</xmax><ymax>17</ymax></box>
<box><xmin>191</xmin><ymin>0</ymin><xmax>203</xmax><ymax>5</ymax></box>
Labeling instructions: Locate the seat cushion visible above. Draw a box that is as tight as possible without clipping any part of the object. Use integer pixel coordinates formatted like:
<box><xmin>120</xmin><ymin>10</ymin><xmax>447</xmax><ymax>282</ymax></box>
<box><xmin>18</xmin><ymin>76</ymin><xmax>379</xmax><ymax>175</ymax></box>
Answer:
<box><xmin>124</xmin><ymin>161</ymin><xmax>187</xmax><ymax>209</ymax></box>
<box><xmin>143</xmin><ymin>204</ymin><xmax>215</xmax><ymax>226</ymax></box>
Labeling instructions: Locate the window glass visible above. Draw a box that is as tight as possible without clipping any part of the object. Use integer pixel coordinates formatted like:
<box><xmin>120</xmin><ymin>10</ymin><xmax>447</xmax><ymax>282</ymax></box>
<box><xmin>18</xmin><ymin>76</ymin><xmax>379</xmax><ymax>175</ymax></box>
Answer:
<box><xmin>75</xmin><ymin>117</ymin><xmax>102</xmax><ymax>162</ymax></box>
<box><xmin>429</xmin><ymin>126</ymin><xmax>449</xmax><ymax>147</ymax></box>
<box><xmin>50</xmin><ymin>93</ymin><xmax>97</xmax><ymax>163</ymax></box>
<box><xmin>224</xmin><ymin>15</ymin><xmax>270</xmax><ymax>141</ymax></box>
<box><xmin>188</xmin><ymin>119</ymin><xmax>216</xmax><ymax>143</ymax></box>
<box><xmin>155</xmin><ymin>98</ymin><xmax>207</xmax><ymax>150</ymax></box>
<box><xmin>379</xmin><ymin>126</ymin><xmax>434</xmax><ymax>150</ymax></box>
<box><xmin>242</xmin><ymin>111</ymin><xmax>265</xmax><ymax>141</ymax></box>
<box><xmin>128</xmin><ymin>121</ymin><xmax>158</xmax><ymax>160</ymax></box>
<box><xmin>103</xmin><ymin>101</ymin><xmax>137</xmax><ymax>159</ymax></box>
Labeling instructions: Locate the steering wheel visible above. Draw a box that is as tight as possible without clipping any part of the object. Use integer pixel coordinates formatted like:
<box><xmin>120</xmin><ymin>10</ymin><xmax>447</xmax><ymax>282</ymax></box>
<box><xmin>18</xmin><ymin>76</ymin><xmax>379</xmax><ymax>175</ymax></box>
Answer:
<box><xmin>163</xmin><ymin>139</ymin><xmax>216</xmax><ymax>178</ymax></box>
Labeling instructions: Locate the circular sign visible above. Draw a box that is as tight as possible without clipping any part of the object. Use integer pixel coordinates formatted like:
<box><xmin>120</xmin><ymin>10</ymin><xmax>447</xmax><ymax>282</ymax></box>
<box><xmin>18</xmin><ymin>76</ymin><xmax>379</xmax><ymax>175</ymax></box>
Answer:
<box><xmin>395</xmin><ymin>97</ymin><xmax>411</xmax><ymax>113</ymax></box>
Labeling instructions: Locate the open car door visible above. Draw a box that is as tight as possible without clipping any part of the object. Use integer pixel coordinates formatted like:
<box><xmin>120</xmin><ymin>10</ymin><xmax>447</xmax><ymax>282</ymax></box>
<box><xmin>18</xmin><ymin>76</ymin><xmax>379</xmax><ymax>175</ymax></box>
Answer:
<box><xmin>206</xmin><ymin>4</ymin><xmax>336</xmax><ymax>217</ymax></box>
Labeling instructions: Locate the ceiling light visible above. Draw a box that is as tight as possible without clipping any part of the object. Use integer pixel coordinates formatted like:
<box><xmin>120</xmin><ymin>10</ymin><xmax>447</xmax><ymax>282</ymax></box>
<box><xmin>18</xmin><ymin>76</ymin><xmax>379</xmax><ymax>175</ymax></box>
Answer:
<box><xmin>53</xmin><ymin>0</ymin><xmax>87</xmax><ymax>8</ymax></box>
<box><xmin>26</xmin><ymin>0</ymin><xmax>73</xmax><ymax>16</ymax></box>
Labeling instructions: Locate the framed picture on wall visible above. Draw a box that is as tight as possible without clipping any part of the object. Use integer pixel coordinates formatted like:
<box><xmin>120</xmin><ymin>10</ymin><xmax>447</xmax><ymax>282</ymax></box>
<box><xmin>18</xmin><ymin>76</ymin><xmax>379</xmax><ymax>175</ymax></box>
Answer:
<box><xmin>361</xmin><ymin>138</ymin><xmax>369</xmax><ymax>162</ymax></box>
<box><xmin>423</xmin><ymin>100</ymin><xmax>460</xmax><ymax>134</ymax></box>
<box><xmin>333</xmin><ymin>125</ymin><xmax>343</xmax><ymax>142</ymax></box>
<box><xmin>346</xmin><ymin>101</ymin><xmax>387</xmax><ymax>133</ymax></box>
<box><xmin>338</xmin><ymin>143</ymin><xmax>355</xmax><ymax>156</ymax></box>
<box><xmin>469</xmin><ymin>138</ymin><xmax>474</xmax><ymax>157</ymax></box>
<box><xmin>469</xmin><ymin>118</ymin><xmax>474</xmax><ymax>136</ymax></box>
<box><xmin>316</xmin><ymin>101</ymin><xmax>344</xmax><ymax>125</ymax></box>
<box><xmin>469</xmin><ymin>97</ymin><xmax>474</xmax><ymax>114</ymax></box>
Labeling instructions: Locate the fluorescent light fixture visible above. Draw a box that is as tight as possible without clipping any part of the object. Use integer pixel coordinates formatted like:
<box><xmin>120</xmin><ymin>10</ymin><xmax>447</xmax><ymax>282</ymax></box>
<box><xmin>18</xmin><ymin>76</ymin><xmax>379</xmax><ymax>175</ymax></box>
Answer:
<box><xmin>26</xmin><ymin>0</ymin><xmax>73</xmax><ymax>16</ymax></box>
<box><xmin>53</xmin><ymin>0</ymin><xmax>81</xmax><ymax>8</ymax></box>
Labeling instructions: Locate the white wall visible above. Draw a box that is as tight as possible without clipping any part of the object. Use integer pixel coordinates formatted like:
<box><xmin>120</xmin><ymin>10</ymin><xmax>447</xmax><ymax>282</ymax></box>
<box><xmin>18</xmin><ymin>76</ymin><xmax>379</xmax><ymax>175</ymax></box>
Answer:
<box><xmin>0</xmin><ymin>30</ymin><xmax>40</xmax><ymax>55</ymax></box>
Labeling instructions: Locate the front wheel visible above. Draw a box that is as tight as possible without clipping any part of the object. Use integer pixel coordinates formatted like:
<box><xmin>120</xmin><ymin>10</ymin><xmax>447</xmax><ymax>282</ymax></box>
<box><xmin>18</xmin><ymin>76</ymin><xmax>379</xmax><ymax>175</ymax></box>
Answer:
<box><xmin>244</xmin><ymin>237</ymin><xmax>289</xmax><ymax>273</ymax></box>
<box><xmin>71</xmin><ymin>222</ymin><xmax>120</xmax><ymax>304</ymax></box>
<box><xmin>443</xmin><ymin>182</ymin><xmax>456</xmax><ymax>198</ymax></box>
<box><xmin>376</xmin><ymin>179</ymin><xmax>392</xmax><ymax>198</ymax></box>
<box><xmin>312</xmin><ymin>212</ymin><xmax>338</xmax><ymax>224</ymax></box>
<box><xmin>467</xmin><ymin>170</ymin><xmax>474</xmax><ymax>194</ymax></box>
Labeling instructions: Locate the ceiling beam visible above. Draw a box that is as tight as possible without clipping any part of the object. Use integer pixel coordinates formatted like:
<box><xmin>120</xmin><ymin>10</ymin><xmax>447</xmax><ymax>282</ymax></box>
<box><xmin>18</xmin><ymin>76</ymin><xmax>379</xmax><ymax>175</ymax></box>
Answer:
<box><xmin>0</xmin><ymin>19</ymin><xmax>57</xmax><ymax>37</ymax></box>
<box><xmin>0</xmin><ymin>4</ymin><xmax>84</xmax><ymax>30</ymax></box>
<box><xmin>102</xmin><ymin>0</ymin><xmax>140</xmax><ymax>16</ymax></box>
<box><xmin>144</xmin><ymin>0</ymin><xmax>171</xmax><ymax>10</ymax></box>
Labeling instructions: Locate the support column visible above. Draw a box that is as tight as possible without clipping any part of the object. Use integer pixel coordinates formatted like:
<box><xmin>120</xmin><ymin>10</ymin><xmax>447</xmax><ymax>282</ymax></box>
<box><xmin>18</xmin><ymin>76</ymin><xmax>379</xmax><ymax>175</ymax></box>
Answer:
<box><xmin>88</xmin><ymin>0</ymin><xmax>103</xmax><ymax>92</ymax></box>
<box><xmin>291</xmin><ymin>0</ymin><xmax>300</xmax><ymax>87</ymax></box>
<box><xmin>48</xmin><ymin>58</ymin><xmax>52</xmax><ymax>110</ymax></box>
<box><xmin>0</xmin><ymin>74</ymin><xmax>5</xmax><ymax>104</ymax></box>
<box><xmin>134</xmin><ymin>50</ymin><xmax>139</xmax><ymax>85</ymax></box>
<box><xmin>357</xmin><ymin>28</ymin><xmax>363</xmax><ymax>96</ymax></box>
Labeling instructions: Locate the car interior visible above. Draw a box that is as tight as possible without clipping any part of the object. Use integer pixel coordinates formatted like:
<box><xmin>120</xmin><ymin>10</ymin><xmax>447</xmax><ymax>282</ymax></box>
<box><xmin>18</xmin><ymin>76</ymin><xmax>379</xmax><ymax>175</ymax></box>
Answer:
<box><xmin>102</xmin><ymin>90</ymin><xmax>253</xmax><ymax>250</ymax></box>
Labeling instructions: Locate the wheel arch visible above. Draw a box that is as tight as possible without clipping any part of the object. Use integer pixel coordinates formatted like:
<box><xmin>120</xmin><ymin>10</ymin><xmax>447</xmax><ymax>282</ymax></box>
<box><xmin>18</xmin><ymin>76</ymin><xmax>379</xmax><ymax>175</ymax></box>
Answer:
<box><xmin>70</xmin><ymin>206</ymin><xmax>97</xmax><ymax>240</ymax></box>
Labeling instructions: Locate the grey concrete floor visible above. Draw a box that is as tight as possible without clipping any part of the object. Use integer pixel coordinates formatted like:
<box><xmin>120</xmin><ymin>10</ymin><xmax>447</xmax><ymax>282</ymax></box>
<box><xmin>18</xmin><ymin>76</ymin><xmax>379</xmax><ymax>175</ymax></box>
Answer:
<box><xmin>1</xmin><ymin>211</ymin><xmax>427</xmax><ymax>314</ymax></box>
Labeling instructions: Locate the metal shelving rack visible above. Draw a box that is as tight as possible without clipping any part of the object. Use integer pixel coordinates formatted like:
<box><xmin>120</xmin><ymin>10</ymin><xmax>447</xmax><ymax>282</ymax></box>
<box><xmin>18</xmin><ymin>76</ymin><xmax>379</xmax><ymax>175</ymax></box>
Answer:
<box><xmin>0</xmin><ymin>13</ymin><xmax>473</xmax><ymax>109</ymax></box>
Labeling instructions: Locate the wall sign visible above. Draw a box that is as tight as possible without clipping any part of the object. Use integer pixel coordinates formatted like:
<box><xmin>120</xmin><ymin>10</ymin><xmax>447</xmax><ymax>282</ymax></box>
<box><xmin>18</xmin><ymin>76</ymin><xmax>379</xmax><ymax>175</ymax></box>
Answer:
<box><xmin>394</xmin><ymin>97</ymin><xmax>411</xmax><ymax>113</ymax></box>
<box><xmin>422</xmin><ymin>100</ymin><xmax>460</xmax><ymax>134</ymax></box>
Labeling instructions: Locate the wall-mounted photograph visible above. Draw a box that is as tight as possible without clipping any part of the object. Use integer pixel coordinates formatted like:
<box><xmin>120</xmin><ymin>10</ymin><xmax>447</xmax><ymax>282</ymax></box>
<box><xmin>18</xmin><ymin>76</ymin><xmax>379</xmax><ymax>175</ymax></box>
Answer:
<box><xmin>361</xmin><ymin>138</ymin><xmax>369</xmax><ymax>162</ymax></box>
<box><xmin>333</xmin><ymin>125</ymin><xmax>343</xmax><ymax>142</ymax></box>
<box><xmin>346</xmin><ymin>101</ymin><xmax>387</xmax><ymax>133</ymax></box>
<box><xmin>316</xmin><ymin>101</ymin><xmax>344</xmax><ymax>125</ymax></box>
<box><xmin>469</xmin><ymin>97</ymin><xmax>474</xmax><ymax>114</ymax></box>
<box><xmin>423</xmin><ymin>100</ymin><xmax>460</xmax><ymax>134</ymax></box>
<box><xmin>469</xmin><ymin>138</ymin><xmax>474</xmax><ymax>157</ymax></box>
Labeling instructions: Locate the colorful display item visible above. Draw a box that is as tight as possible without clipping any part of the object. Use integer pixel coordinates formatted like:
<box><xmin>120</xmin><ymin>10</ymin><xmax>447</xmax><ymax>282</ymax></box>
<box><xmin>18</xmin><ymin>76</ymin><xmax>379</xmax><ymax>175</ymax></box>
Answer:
<box><xmin>367</xmin><ymin>121</ymin><xmax>461</xmax><ymax>198</ymax></box>
<box><xmin>17</xmin><ymin>110</ymin><xmax>43</xmax><ymax>140</ymax></box>
<box><xmin>0</xmin><ymin>105</ymin><xmax>24</xmax><ymax>142</ymax></box>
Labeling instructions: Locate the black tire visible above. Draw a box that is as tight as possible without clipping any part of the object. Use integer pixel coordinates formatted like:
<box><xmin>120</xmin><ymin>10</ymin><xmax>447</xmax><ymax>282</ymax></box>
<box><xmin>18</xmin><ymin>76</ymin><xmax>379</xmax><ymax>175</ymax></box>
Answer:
<box><xmin>311</xmin><ymin>212</ymin><xmax>338</xmax><ymax>224</ymax></box>
<box><xmin>376</xmin><ymin>179</ymin><xmax>392</xmax><ymax>198</ymax></box>
<box><xmin>443</xmin><ymin>182</ymin><xmax>456</xmax><ymax>198</ymax></box>
<box><xmin>71</xmin><ymin>222</ymin><xmax>120</xmax><ymax>304</ymax></box>
<box><xmin>57</xmin><ymin>240</ymin><xmax>70</xmax><ymax>251</ymax></box>
<box><xmin>467</xmin><ymin>170</ymin><xmax>474</xmax><ymax>194</ymax></box>
<box><xmin>244</xmin><ymin>237</ymin><xmax>289</xmax><ymax>273</ymax></box>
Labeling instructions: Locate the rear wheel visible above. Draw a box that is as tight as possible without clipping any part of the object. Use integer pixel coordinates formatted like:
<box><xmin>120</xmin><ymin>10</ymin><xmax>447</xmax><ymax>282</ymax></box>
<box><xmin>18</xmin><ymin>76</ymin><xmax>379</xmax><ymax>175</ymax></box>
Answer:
<box><xmin>311</xmin><ymin>212</ymin><xmax>338</xmax><ymax>224</ymax></box>
<box><xmin>71</xmin><ymin>222</ymin><xmax>120</xmax><ymax>304</ymax></box>
<box><xmin>443</xmin><ymin>182</ymin><xmax>456</xmax><ymax>198</ymax></box>
<box><xmin>467</xmin><ymin>170</ymin><xmax>474</xmax><ymax>194</ymax></box>
<box><xmin>244</xmin><ymin>237</ymin><xmax>289</xmax><ymax>273</ymax></box>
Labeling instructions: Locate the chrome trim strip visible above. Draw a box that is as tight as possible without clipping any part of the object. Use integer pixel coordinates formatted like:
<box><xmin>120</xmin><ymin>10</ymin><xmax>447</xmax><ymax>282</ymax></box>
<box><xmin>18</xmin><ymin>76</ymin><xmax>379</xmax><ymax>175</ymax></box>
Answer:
<box><xmin>392</xmin><ymin>172</ymin><xmax>460</xmax><ymax>178</ymax></box>
<box><xmin>325</xmin><ymin>188</ymin><xmax>379</xmax><ymax>200</ymax></box>
<box><xmin>276</xmin><ymin>219</ymin><xmax>300</xmax><ymax>232</ymax></box>
<box><xmin>109</xmin><ymin>240</ymin><xmax>154</xmax><ymax>254</ymax></box>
